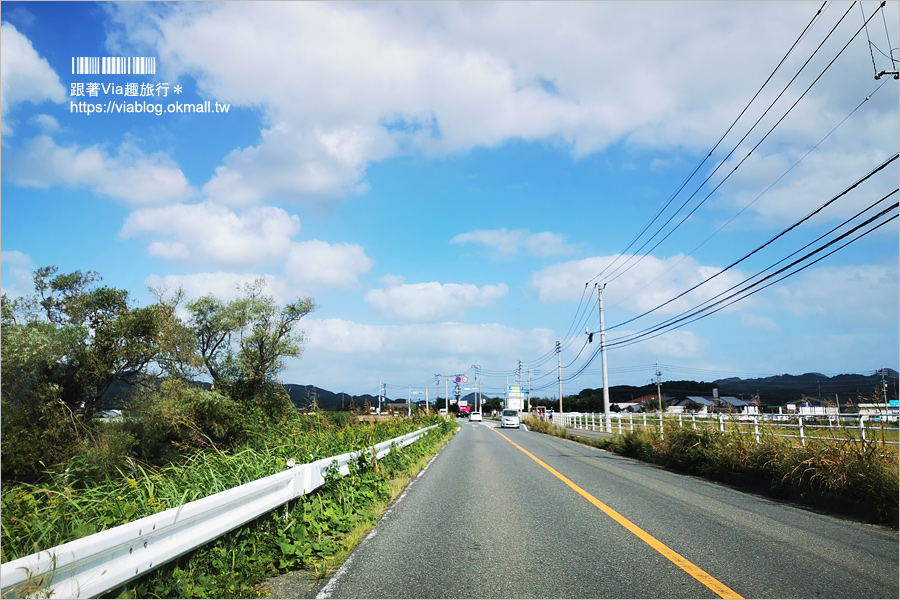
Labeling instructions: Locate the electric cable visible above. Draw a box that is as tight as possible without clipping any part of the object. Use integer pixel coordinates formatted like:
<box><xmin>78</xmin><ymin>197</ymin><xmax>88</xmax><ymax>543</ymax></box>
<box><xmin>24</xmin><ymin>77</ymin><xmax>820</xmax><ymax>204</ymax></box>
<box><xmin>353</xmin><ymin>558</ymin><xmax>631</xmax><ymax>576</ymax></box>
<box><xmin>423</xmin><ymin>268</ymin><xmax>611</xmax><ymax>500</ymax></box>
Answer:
<box><xmin>597</xmin><ymin>153</ymin><xmax>898</xmax><ymax>333</ymax></box>
<box><xmin>586</xmin><ymin>1</ymin><xmax>832</xmax><ymax>287</ymax></box>
<box><xmin>607</xmin><ymin>196</ymin><xmax>898</xmax><ymax>349</ymax></box>
<box><xmin>605</xmin><ymin>78</ymin><xmax>891</xmax><ymax>315</ymax></box>
<box><xmin>600</xmin><ymin>1</ymin><xmax>870</xmax><ymax>288</ymax></box>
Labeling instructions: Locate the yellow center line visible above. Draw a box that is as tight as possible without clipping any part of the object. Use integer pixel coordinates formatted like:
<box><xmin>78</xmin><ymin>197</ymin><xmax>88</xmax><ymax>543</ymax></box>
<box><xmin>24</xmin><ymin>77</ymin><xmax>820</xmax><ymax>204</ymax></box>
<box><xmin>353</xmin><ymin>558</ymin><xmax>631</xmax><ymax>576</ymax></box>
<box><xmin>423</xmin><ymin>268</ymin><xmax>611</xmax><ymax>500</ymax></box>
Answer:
<box><xmin>492</xmin><ymin>428</ymin><xmax>743</xmax><ymax>600</ymax></box>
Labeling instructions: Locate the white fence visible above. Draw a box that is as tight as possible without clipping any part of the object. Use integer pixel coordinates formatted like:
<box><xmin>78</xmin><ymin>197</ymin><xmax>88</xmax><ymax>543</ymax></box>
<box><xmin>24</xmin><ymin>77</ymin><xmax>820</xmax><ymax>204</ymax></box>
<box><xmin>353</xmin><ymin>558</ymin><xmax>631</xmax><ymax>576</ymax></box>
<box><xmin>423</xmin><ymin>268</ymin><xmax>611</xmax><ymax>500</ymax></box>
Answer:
<box><xmin>552</xmin><ymin>411</ymin><xmax>900</xmax><ymax>452</ymax></box>
<box><xmin>0</xmin><ymin>425</ymin><xmax>439</xmax><ymax>599</ymax></box>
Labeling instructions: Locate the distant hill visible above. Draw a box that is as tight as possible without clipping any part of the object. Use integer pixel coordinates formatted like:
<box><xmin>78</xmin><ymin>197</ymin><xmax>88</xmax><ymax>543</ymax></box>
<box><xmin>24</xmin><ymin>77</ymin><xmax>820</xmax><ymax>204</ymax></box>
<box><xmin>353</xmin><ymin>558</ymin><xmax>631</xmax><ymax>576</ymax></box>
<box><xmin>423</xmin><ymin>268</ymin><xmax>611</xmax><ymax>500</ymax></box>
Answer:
<box><xmin>99</xmin><ymin>369</ymin><xmax>897</xmax><ymax>412</ymax></box>
<box><xmin>562</xmin><ymin>369</ymin><xmax>898</xmax><ymax>410</ymax></box>
<box><xmin>711</xmin><ymin>370</ymin><xmax>898</xmax><ymax>405</ymax></box>
<box><xmin>281</xmin><ymin>384</ymin><xmax>380</xmax><ymax>411</ymax></box>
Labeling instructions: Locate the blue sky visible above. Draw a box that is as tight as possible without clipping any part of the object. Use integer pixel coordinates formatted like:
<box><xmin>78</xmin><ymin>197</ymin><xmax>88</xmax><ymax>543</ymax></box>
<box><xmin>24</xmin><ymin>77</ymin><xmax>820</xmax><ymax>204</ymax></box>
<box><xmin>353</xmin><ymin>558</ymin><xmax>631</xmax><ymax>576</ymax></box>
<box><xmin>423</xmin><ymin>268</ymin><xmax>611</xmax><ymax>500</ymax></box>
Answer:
<box><xmin>2</xmin><ymin>1</ymin><xmax>898</xmax><ymax>400</ymax></box>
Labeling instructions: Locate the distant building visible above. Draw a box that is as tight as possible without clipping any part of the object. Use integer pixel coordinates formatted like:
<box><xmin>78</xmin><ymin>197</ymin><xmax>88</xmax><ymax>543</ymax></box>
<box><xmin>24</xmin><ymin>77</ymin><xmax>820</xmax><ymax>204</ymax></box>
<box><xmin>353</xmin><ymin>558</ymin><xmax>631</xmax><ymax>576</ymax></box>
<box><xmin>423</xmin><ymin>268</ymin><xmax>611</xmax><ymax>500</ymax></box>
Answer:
<box><xmin>784</xmin><ymin>397</ymin><xmax>838</xmax><ymax>416</ymax></box>
<box><xmin>672</xmin><ymin>396</ymin><xmax>758</xmax><ymax>415</ymax></box>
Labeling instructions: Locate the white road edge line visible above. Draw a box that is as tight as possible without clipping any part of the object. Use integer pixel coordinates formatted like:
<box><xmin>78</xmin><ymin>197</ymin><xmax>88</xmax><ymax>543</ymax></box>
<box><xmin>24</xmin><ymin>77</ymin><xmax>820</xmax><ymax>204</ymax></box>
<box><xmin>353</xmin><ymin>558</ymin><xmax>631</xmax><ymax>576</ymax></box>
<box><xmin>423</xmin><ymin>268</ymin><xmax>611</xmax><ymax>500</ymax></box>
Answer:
<box><xmin>315</xmin><ymin>445</ymin><xmax>446</xmax><ymax>599</ymax></box>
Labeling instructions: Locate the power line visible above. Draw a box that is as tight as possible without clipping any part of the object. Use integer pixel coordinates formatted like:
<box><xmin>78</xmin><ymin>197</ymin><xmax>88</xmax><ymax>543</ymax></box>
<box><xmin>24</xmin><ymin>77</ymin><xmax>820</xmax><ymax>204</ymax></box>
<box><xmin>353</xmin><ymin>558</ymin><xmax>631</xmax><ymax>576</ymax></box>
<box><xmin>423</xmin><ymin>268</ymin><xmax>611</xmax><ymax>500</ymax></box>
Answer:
<box><xmin>598</xmin><ymin>153</ymin><xmax>898</xmax><ymax>333</ymax></box>
<box><xmin>605</xmin><ymin>77</ymin><xmax>892</xmax><ymax>314</ymax></box>
<box><xmin>600</xmin><ymin>1</ymin><xmax>870</xmax><ymax>288</ymax></box>
<box><xmin>586</xmin><ymin>1</ymin><xmax>833</xmax><ymax>288</ymax></box>
<box><xmin>606</xmin><ymin>196</ymin><xmax>898</xmax><ymax>349</ymax></box>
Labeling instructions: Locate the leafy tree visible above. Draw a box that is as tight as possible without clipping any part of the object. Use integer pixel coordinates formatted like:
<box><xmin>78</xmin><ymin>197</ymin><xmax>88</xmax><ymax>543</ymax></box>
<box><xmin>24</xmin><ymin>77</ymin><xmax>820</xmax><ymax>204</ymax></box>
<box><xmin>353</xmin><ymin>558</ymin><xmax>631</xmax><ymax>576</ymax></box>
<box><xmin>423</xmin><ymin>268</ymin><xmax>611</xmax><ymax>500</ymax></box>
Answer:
<box><xmin>1</xmin><ymin>267</ymin><xmax>192</xmax><ymax>481</ymax></box>
<box><xmin>187</xmin><ymin>279</ymin><xmax>315</xmax><ymax>405</ymax></box>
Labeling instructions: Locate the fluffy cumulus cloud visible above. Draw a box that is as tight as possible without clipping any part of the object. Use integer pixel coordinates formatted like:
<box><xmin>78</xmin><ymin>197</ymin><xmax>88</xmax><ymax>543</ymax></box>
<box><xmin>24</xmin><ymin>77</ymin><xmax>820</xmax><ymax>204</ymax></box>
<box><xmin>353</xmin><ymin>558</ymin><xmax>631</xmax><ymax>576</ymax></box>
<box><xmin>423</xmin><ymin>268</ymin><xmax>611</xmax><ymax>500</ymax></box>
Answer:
<box><xmin>200</xmin><ymin>123</ymin><xmax>395</xmax><ymax>207</ymax></box>
<box><xmin>121</xmin><ymin>202</ymin><xmax>300</xmax><ymax>265</ymax></box>
<box><xmin>364</xmin><ymin>278</ymin><xmax>509</xmax><ymax>322</ymax></box>
<box><xmin>6</xmin><ymin>135</ymin><xmax>194</xmax><ymax>206</ymax></box>
<box><xmin>126</xmin><ymin>203</ymin><xmax>373</xmax><ymax>289</ymax></box>
<box><xmin>0</xmin><ymin>22</ymin><xmax>66</xmax><ymax>134</ymax></box>
<box><xmin>528</xmin><ymin>254</ymin><xmax>748</xmax><ymax>316</ymax></box>
<box><xmin>451</xmin><ymin>228</ymin><xmax>577</xmax><ymax>257</ymax></box>
<box><xmin>283</xmin><ymin>240</ymin><xmax>374</xmax><ymax>290</ymax></box>
<box><xmin>100</xmin><ymin>0</ymin><xmax>888</xmax><ymax>217</ymax></box>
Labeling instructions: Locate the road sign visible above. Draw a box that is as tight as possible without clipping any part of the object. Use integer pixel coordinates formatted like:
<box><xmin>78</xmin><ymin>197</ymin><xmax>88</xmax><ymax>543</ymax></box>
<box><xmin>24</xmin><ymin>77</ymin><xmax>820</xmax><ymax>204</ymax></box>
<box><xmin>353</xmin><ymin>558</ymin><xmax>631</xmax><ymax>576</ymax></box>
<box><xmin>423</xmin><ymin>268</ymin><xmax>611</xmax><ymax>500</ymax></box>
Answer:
<box><xmin>890</xmin><ymin>400</ymin><xmax>899</xmax><ymax>408</ymax></box>
<box><xmin>462</xmin><ymin>376</ymin><xmax>469</xmax><ymax>383</ymax></box>
<box><xmin>506</xmin><ymin>385</ymin><xmax>525</xmax><ymax>410</ymax></box>
<box><xmin>455</xmin><ymin>376</ymin><xmax>462</xmax><ymax>383</ymax></box>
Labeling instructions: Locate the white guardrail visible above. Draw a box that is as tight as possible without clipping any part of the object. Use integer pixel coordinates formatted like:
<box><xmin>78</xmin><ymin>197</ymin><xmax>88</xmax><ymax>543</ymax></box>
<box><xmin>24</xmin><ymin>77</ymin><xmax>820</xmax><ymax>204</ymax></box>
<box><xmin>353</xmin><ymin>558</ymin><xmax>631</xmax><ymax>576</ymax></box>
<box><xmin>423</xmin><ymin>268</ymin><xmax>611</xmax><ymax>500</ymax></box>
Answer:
<box><xmin>0</xmin><ymin>424</ymin><xmax>439</xmax><ymax>599</ymax></box>
<box><xmin>551</xmin><ymin>411</ymin><xmax>900</xmax><ymax>450</ymax></box>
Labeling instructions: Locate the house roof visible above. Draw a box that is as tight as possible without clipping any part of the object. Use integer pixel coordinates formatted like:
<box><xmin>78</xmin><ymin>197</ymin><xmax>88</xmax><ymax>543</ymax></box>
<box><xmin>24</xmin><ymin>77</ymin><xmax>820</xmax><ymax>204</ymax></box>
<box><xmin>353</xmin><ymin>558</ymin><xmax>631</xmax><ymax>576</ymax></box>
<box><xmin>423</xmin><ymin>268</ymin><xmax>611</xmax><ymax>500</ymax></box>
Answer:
<box><xmin>718</xmin><ymin>396</ymin><xmax>751</xmax><ymax>407</ymax></box>
<box><xmin>632</xmin><ymin>395</ymin><xmax>676</xmax><ymax>404</ymax></box>
<box><xmin>678</xmin><ymin>396</ymin><xmax>714</xmax><ymax>407</ymax></box>
<box><xmin>675</xmin><ymin>396</ymin><xmax>752</xmax><ymax>407</ymax></box>
<box><xmin>785</xmin><ymin>397</ymin><xmax>828</xmax><ymax>406</ymax></box>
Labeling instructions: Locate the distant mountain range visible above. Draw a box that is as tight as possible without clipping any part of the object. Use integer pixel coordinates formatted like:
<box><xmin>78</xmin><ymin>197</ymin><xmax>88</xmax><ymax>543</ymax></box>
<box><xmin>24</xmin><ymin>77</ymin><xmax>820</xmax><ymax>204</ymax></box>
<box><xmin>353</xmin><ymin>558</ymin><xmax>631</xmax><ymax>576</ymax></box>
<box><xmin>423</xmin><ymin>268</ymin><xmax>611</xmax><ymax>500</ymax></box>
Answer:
<box><xmin>99</xmin><ymin>369</ymin><xmax>898</xmax><ymax>411</ymax></box>
<box><xmin>283</xmin><ymin>370</ymin><xmax>898</xmax><ymax>409</ymax></box>
<box><xmin>710</xmin><ymin>369</ymin><xmax>898</xmax><ymax>405</ymax></box>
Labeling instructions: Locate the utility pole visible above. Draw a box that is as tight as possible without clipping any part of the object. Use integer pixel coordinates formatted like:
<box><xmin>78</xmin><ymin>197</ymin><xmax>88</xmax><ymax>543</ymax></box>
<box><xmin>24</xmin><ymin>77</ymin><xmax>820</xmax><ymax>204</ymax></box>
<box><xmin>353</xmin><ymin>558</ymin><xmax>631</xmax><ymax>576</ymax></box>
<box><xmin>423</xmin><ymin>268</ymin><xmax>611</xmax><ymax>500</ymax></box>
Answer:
<box><xmin>656</xmin><ymin>362</ymin><xmax>664</xmax><ymax>440</ymax></box>
<box><xmin>472</xmin><ymin>364</ymin><xmax>481</xmax><ymax>412</ymax></box>
<box><xmin>517</xmin><ymin>360</ymin><xmax>522</xmax><ymax>391</ymax></box>
<box><xmin>599</xmin><ymin>284</ymin><xmax>611</xmax><ymax>433</ymax></box>
<box><xmin>556</xmin><ymin>340</ymin><xmax>563</xmax><ymax>414</ymax></box>
<box><xmin>527</xmin><ymin>368</ymin><xmax>532</xmax><ymax>412</ymax></box>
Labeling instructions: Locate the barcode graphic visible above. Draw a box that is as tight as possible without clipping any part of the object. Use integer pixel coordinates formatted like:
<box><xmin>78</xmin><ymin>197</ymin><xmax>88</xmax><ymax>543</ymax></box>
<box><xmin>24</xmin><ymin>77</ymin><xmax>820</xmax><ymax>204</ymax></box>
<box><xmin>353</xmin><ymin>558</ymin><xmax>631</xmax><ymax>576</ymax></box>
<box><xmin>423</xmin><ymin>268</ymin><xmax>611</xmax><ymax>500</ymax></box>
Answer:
<box><xmin>71</xmin><ymin>57</ymin><xmax>157</xmax><ymax>75</ymax></box>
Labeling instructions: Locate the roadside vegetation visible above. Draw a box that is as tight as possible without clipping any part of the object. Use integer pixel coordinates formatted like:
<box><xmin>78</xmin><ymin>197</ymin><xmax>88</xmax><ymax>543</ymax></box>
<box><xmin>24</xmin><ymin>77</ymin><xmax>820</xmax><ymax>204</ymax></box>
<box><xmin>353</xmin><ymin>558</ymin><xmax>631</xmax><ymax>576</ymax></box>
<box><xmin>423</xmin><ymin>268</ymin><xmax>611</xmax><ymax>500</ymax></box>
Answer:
<box><xmin>1</xmin><ymin>266</ymin><xmax>461</xmax><ymax>598</ymax></box>
<box><xmin>522</xmin><ymin>415</ymin><xmax>899</xmax><ymax>528</ymax></box>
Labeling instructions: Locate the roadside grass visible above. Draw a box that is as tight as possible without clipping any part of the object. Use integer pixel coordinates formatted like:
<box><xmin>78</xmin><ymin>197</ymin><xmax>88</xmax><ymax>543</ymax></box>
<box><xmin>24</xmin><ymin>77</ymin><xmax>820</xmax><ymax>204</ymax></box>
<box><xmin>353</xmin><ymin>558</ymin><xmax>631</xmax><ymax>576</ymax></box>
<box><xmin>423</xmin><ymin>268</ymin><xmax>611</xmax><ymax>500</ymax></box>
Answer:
<box><xmin>1</xmin><ymin>414</ymin><xmax>459</xmax><ymax>599</ymax></box>
<box><xmin>521</xmin><ymin>416</ymin><xmax>899</xmax><ymax>528</ymax></box>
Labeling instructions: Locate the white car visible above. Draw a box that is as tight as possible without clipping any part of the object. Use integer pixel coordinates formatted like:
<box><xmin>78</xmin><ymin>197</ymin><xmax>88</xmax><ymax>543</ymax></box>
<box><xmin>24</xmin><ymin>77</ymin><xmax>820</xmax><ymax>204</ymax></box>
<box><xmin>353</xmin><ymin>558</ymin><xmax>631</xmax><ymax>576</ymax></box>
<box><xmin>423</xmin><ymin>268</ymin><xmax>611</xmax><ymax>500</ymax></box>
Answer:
<box><xmin>499</xmin><ymin>409</ymin><xmax>520</xmax><ymax>428</ymax></box>
<box><xmin>469</xmin><ymin>411</ymin><xmax>483</xmax><ymax>422</ymax></box>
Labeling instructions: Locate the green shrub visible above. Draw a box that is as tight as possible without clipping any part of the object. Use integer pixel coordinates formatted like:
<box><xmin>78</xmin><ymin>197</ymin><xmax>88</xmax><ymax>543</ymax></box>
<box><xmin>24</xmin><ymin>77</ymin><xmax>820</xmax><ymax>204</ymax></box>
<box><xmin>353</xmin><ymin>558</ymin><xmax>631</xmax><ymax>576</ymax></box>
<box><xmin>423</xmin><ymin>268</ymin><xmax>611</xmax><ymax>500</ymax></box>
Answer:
<box><xmin>532</xmin><ymin>418</ymin><xmax>898</xmax><ymax>527</ymax></box>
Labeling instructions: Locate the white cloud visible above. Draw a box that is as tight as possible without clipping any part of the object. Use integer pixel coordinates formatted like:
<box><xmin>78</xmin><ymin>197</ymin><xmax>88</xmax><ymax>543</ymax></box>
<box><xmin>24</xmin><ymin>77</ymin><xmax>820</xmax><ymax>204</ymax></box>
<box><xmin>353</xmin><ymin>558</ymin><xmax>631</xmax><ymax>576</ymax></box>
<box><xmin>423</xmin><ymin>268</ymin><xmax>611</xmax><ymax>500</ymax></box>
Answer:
<box><xmin>710</xmin><ymin>140</ymin><xmax>899</xmax><ymax>229</ymax></box>
<box><xmin>100</xmin><ymin>0</ymin><xmax>896</xmax><ymax>218</ymax></box>
<box><xmin>201</xmin><ymin>123</ymin><xmax>395</xmax><ymax>207</ymax></box>
<box><xmin>121</xmin><ymin>202</ymin><xmax>301</xmax><ymax>266</ymax></box>
<box><xmin>128</xmin><ymin>205</ymin><xmax>373</xmax><ymax>289</ymax></box>
<box><xmin>296</xmin><ymin>317</ymin><xmax>557</xmax><ymax>392</ymax></box>
<box><xmin>770</xmin><ymin>264</ymin><xmax>899</xmax><ymax>329</ymax></box>
<box><xmin>0</xmin><ymin>250</ymin><xmax>36</xmax><ymax>298</ymax></box>
<box><xmin>28</xmin><ymin>113</ymin><xmax>61</xmax><ymax>132</ymax></box>
<box><xmin>364</xmin><ymin>278</ymin><xmax>509</xmax><ymax>322</ymax></box>
<box><xmin>0</xmin><ymin>22</ymin><xmax>66</xmax><ymax>134</ymax></box>
<box><xmin>528</xmin><ymin>254</ymin><xmax>749</xmax><ymax>316</ymax></box>
<box><xmin>284</xmin><ymin>240</ymin><xmax>374</xmax><ymax>290</ymax></box>
<box><xmin>451</xmin><ymin>228</ymin><xmax>576</xmax><ymax>257</ymax></box>
<box><xmin>6</xmin><ymin>135</ymin><xmax>195</xmax><ymax>206</ymax></box>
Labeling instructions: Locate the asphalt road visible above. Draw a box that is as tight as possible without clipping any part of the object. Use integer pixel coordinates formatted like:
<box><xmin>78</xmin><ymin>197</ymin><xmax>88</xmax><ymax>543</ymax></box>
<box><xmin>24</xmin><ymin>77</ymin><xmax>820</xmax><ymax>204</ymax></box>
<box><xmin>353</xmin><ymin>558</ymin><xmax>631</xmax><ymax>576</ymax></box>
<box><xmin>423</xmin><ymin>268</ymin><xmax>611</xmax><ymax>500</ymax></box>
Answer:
<box><xmin>312</xmin><ymin>419</ymin><xmax>898</xmax><ymax>599</ymax></box>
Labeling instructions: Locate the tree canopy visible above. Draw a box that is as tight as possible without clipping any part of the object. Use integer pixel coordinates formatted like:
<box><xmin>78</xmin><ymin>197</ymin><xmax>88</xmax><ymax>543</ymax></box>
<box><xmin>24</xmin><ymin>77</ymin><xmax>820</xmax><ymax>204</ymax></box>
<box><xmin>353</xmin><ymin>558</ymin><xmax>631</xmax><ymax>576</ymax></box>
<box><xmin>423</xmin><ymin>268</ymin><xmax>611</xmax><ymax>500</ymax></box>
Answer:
<box><xmin>1</xmin><ymin>267</ymin><xmax>316</xmax><ymax>483</ymax></box>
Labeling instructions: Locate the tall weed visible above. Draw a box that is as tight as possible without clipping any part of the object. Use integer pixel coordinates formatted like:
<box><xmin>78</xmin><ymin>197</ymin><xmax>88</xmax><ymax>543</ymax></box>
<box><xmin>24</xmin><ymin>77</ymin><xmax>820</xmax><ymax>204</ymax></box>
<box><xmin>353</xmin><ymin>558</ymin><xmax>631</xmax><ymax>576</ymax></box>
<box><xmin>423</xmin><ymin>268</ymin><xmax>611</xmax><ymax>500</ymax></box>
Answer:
<box><xmin>536</xmin><ymin>418</ymin><xmax>898</xmax><ymax>527</ymax></box>
<box><xmin>0</xmin><ymin>414</ymin><xmax>450</xmax><ymax>564</ymax></box>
